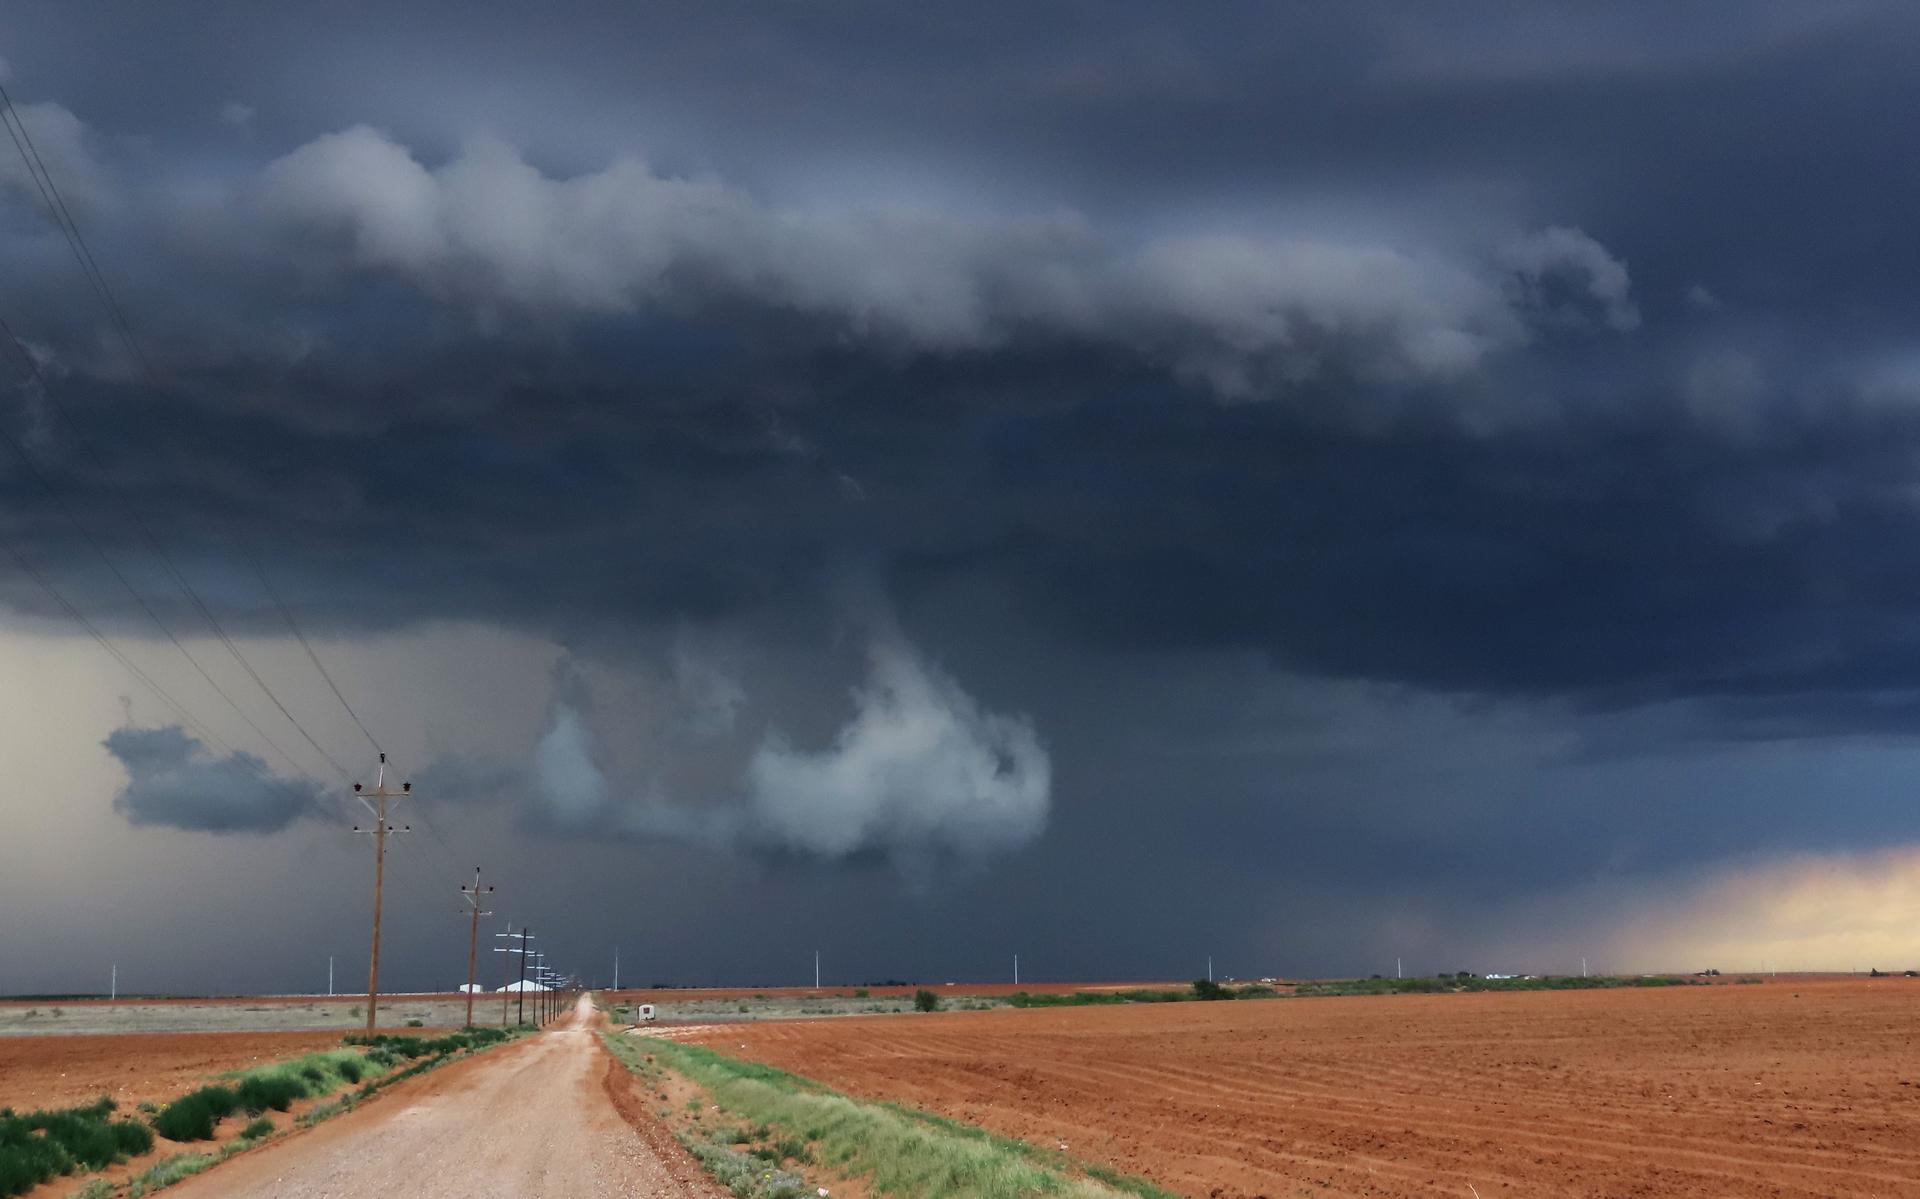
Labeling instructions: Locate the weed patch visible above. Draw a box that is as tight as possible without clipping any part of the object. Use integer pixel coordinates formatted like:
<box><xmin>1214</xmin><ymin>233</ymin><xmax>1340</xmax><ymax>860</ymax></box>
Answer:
<box><xmin>126</xmin><ymin>1152</ymin><xmax>215</xmax><ymax>1198</ymax></box>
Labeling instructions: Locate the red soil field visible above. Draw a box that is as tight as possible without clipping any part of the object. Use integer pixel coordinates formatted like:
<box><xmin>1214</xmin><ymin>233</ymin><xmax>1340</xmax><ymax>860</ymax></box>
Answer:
<box><xmin>688</xmin><ymin>979</ymin><xmax>1920</xmax><ymax>1198</ymax></box>
<box><xmin>0</xmin><ymin>1029</ymin><xmax>350</xmax><ymax>1110</ymax></box>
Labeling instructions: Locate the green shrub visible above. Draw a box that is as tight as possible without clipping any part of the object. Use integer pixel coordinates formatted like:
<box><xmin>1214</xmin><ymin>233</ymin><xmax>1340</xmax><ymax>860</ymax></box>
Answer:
<box><xmin>236</xmin><ymin>1074</ymin><xmax>305</xmax><ymax>1114</ymax></box>
<box><xmin>154</xmin><ymin>1087</ymin><xmax>238</xmax><ymax>1142</ymax></box>
<box><xmin>1191</xmin><ymin>978</ymin><xmax>1231</xmax><ymax>1001</ymax></box>
<box><xmin>240</xmin><ymin>1117</ymin><xmax>274</xmax><ymax>1140</ymax></box>
<box><xmin>0</xmin><ymin>1097</ymin><xmax>155</xmax><ymax>1196</ymax></box>
<box><xmin>405</xmin><ymin>1019</ymin><xmax>424</xmax><ymax>1028</ymax></box>
<box><xmin>852</xmin><ymin>988</ymin><xmax>870</xmax><ymax>998</ymax></box>
<box><xmin>913</xmin><ymin>989</ymin><xmax>942</xmax><ymax>1012</ymax></box>
<box><xmin>0</xmin><ymin>1134</ymin><xmax>69</xmax><ymax>1198</ymax></box>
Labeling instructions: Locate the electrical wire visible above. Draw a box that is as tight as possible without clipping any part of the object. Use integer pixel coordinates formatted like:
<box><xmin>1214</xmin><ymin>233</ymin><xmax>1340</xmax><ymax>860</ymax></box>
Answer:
<box><xmin>0</xmin><ymin>84</ymin><xmax>357</xmax><ymax>787</ymax></box>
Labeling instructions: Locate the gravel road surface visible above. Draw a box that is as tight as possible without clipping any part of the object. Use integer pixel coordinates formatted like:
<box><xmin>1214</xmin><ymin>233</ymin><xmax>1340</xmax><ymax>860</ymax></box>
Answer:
<box><xmin>167</xmin><ymin>996</ymin><xmax>716</xmax><ymax>1198</ymax></box>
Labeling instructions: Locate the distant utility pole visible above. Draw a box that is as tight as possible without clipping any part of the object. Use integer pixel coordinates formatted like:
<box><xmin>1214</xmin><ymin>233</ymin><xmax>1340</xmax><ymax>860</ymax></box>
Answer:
<box><xmin>1208</xmin><ymin>956</ymin><xmax>1213</xmax><ymax>984</ymax></box>
<box><xmin>1581</xmin><ymin>957</ymin><xmax>1588</xmax><ymax>978</ymax></box>
<box><xmin>110</xmin><ymin>963</ymin><xmax>116</xmax><ymax>1001</ymax></box>
<box><xmin>1396</xmin><ymin>957</ymin><xmax>1402</xmax><ymax>980</ymax></box>
<box><xmin>460</xmin><ymin>868</ymin><xmax>496</xmax><ymax>1029</ymax></box>
<box><xmin>350</xmin><ymin>752</ymin><xmax>411</xmax><ymax>1035</ymax></box>
<box><xmin>495</xmin><ymin>924</ymin><xmax>534</xmax><ymax>1026</ymax></box>
<box><xmin>1014</xmin><ymin>954</ymin><xmax>1019</xmax><ymax>986</ymax></box>
<box><xmin>814</xmin><ymin>949</ymin><xmax>821</xmax><ymax>991</ymax></box>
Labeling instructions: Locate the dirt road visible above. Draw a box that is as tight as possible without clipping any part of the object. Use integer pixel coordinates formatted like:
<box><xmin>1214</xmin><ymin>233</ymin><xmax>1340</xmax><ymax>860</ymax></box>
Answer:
<box><xmin>169</xmin><ymin>996</ymin><xmax>715</xmax><ymax>1199</ymax></box>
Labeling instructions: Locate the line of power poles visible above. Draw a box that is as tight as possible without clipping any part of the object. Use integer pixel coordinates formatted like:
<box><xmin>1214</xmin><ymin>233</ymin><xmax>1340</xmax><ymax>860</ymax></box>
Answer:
<box><xmin>350</xmin><ymin>755</ymin><xmax>580</xmax><ymax>1032</ymax></box>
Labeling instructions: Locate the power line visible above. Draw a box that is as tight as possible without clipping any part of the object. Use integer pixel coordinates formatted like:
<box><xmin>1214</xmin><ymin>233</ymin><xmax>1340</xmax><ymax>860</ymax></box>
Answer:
<box><xmin>0</xmin><ymin>84</ymin><xmax>359</xmax><ymax>789</ymax></box>
<box><xmin>0</xmin><ymin>520</ymin><xmax>338</xmax><ymax>820</ymax></box>
<box><xmin>4</xmin><ymin>79</ymin><xmax>535</xmax><ymax>996</ymax></box>
<box><xmin>0</xmin><ymin>321</ymin><xmax>326</xmax><ymax>786</ymax></box>
<box><xmin>236</xmin><ymin>539</ymin><xmax>383</xmax><ymax>757</ymax></box>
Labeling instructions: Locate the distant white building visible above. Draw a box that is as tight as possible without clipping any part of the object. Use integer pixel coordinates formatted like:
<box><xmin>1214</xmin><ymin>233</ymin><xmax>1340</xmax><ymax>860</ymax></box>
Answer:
<box><xmin>499</xmin><ymin>980</ymin><xmax>550</xmax><ymax>992</ymax></box>
<box><xmin>457</xmin><ymin>983</ymin><xmax>485</xmax><ymax>993</ymax></box>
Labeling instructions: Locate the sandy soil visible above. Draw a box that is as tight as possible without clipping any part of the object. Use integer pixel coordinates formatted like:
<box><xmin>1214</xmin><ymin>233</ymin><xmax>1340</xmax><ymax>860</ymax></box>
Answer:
<box><xmin>686</xmin><ymin>978</ymin><xmax>1920</xmax><ymax>1199</ymax></box>
<box><xmin>0</xmin><ymin>1030</ymin><xmax>353</xmax><ymax>1110</ymax></box>
<box><xmin>165</xmin><ymin>996</ymin><xmax>719</xmax><ymax>1199</ymax></box>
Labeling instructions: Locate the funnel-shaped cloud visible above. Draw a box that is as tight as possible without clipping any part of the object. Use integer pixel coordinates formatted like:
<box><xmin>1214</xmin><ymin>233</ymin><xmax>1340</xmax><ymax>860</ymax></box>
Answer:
<box><xmin>515</xmin><ymin>635</ymin><xmax>1050</xmax><ymax>863</ymax></box>
<box><xmin>743</xmin><ymin>637</ymin><xmax>1050</xmax><ymax>858</ymax></box>
<box><xmin>105</xmin><ymin>725</ymin><xmax>325</xmax><ymax>833</ymax></box>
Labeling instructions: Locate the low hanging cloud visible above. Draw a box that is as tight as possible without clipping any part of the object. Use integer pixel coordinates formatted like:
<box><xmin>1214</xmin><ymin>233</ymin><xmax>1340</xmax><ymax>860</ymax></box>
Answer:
<box><xmin>247</xmin><ymin>125</ymin><xmax>1635</xmax><ymax>396</ymax></box>
<box><xmin>104</xmin><ymin>725</ymin><xmax>326</xmax><ymax>833</ymax></box>
<box><xmin>516</xmin><ymin>635</ymin><xmax>1051</xmax><ymax>862</ymax></box>
<box><xmin>741</xmin><ymin>638</ymin><xmax>1051</xmax><ymax>858</ymax></box>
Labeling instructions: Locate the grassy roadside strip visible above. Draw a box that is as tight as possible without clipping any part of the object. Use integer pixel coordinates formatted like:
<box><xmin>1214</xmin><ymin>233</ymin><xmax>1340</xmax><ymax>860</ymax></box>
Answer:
<box><xmin>603</xmin><ymin>1032</ymin><xmax>1175</xmax><ymax>1199</ymax></box>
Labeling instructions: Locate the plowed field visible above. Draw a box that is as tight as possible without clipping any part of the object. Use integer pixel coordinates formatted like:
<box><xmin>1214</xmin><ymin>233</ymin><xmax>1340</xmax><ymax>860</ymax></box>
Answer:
<box><xmin>0</xmin><ymin>1029</ymin><xmax>349</xmax><ymax>1110</ymax></box>
<box><xmin>688</xmin><ymin>979</ymin><xmax>1920</xmax><ymax>1198</ymax></box>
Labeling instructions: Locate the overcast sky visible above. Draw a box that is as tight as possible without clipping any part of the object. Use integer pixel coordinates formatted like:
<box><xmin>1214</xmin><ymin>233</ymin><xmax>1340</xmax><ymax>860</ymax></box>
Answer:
<box><xmin>5</xmin><ymin>2</ymin><xmax>1920</xmax><ymax>995</ymax></box>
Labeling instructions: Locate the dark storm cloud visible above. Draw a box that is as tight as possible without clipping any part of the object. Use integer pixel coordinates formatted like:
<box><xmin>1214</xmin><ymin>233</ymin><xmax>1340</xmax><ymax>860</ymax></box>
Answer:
<box><xmin>105</xmin><ymin>725</ymin><xmax>324</xmax><ymax>832</ymax></box>
<box><xmin>7</xmin><ymin>1</ymin><xmax>1920</xmax><ymax>988</ymax></box>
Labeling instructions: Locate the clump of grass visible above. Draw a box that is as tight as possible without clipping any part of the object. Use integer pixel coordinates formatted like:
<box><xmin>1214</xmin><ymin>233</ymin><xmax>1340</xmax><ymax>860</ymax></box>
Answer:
<box><xmin>679</xmin><ymin>1129</ymin><xmax>810</xmax><ymax>1199</ymax></box>
<box><xmin>913</xmin><ymin>988</ymin><xmax>942</xmax><ymax>1012</ymax></box>
<box><xmin>239</xmin><ymin>1117</ymin><xmax>275</xmax><ymax>1140</ymax></box>
<box><xmin>126</xmin><ymin>1152</ymin><xmax>215</xmax><ymax>1198</ymax></box>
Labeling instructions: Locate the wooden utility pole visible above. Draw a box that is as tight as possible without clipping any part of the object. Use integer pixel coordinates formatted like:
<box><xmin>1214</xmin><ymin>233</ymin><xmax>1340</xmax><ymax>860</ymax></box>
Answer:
<box><xmin>519</xmin><ymin>929</ymin><xmax>532</xmax><ymax>1024</ymax></box>
<box><xmin>351</xmin><ymin>752</ymin><xmax>410</xmax><ymax>1035</ymax></box>
<box><xmin>494</xmin><ymin>926</ymin><xmax>534</xmax><ymax>1025</ymax></box>
<box><xmin>497</xmin><ymin>922</ymin><xmax>513</xmax><ymax>1026</ymax></box>
<box><xmin>459</xmin><ymin>868</ymin><xmax>495</xmax><ymax>1028</ymax></box>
